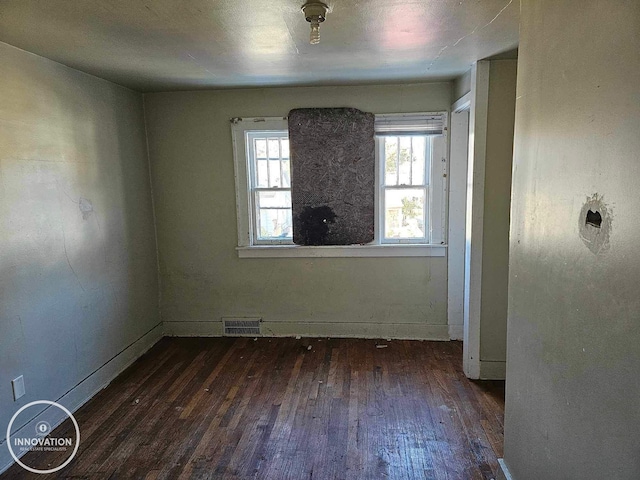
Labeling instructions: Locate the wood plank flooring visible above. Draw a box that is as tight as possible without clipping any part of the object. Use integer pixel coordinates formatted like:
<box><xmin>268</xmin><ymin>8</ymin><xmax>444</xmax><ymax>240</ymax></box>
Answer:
<box><xmin>1</xmin><ymin>338</ymin><xmax>505</xmax><ymax>480</ymax></box>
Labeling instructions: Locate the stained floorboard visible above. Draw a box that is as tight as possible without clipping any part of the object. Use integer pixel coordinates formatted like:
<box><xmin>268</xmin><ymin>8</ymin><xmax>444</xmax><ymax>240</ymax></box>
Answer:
<box><xmin>1</xmin><ymin>338</ymin><xmax>505</xmax><ymax>480</ymax></box>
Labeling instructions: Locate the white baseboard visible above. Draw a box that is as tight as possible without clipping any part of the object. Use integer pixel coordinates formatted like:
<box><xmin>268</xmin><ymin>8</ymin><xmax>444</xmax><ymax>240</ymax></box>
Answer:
<box><xmin>497</xmin><ymin>458</ymin><xmax>514</xmax><ymax>480</ymax></box>
<box><xmin>479</xmin><ymin>360</ymin><xmax>506</xmax><ymax>380</ymax></box>
<box><xmin>164</xmin><ymin>320</ymin><xmax>450</xmax><ymax>341</ymax></box>
<box><xmin>448</xmin><ymin>324</ymin><xmax>464</xmax><ymax>340</ymax></box>
<box><xmin>0</xmin><ymin>322</ymin><xmax>163</xmax><ymax>475</ymax></box>
<box><xmin>164</xmin><ymin>320</ymin><xmax>224</xmax><ymax>336</ymax></box>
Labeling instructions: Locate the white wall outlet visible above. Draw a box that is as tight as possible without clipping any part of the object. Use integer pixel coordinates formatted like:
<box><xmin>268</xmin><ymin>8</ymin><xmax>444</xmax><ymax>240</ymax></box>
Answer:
<box><xmin>12</xmin><ymin>375</ymin><xmax>25</xmax><ymax>401</ymax></box>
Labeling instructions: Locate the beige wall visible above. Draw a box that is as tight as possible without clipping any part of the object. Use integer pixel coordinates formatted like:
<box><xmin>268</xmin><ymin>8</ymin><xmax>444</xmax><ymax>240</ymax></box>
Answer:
<box><xmin>479</xmin><ymin>59</ymin><xmax>517</xmax><ymax>366</ymax></box>
<box><xmin>0</xmin><ymin>42</ymin><xmax>160</xmax><ymax>471</ymax></box>
<box><xmin>144</xmin><ymin>83</ymin><xmax>452</xmax><ymax>338</ymax></box>
<box><xmin>503</xmin><ymin>1</ymin><xmax>640</xmax><ymax>478</ymax></box>
<box><xmin>452</xmin><ymin>69</ymin><xmax>472</xmax><ymax>104</ymax></box>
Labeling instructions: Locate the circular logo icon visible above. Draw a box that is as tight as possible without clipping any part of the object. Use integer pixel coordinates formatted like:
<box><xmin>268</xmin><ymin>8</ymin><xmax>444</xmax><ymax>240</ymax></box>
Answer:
<box><xmin>6</xmin><ymin>400</ymin><xmax>80</xmax><ymax>474</ymax></box>
<box><xmin>34</xmin><ymin>421</ymin><xmax>51</xmax><ymax>437</ymax></box>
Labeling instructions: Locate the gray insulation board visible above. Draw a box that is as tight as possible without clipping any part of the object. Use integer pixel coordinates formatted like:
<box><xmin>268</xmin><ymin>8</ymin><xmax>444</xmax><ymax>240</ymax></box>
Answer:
<box><xmin>288</xmin><ymin>107</ymin><xmax>375</xmax><ymax>246</ymax></box>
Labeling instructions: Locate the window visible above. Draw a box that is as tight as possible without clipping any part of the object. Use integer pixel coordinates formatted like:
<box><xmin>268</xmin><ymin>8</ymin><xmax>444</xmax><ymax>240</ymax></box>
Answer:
<box><xmin>379</xmin><ymin>135</ymin><xmax>429</xmax><ymax>243</ymax></box>
<box><xmin>231</xmin><ymin>113</ymin><xmax>447</xmax><ymax>258</ymax></box>
<box><xmin>375</xmin><ymin>113</ymin><xmax>447</xmax><ymax>247</ymax></box>
<box><xmin>246</xmin><ymin>131</ymin><xmax>292</xmax><ymax>244</ymax></box>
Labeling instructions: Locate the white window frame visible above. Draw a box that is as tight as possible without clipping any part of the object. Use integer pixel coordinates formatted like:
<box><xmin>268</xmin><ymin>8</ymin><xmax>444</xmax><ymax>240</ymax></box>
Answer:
<box><xmin>246</xmin><ymin>130</ymin><xmax>292</xmax><ymax>245</ymax></box>
<box><xmin>231</xmin><ymin>113</ymin><xmax>448</xmax><ymax>258</ymax></box>
<box><xmin>232</xmin><ymin>117</ymin><xmax>290</xmax><ymax>248</ymax></box>
<box><xmin>374</xmin><ymin>113</ymin><xmax>447</xmax><ymax>246</ymax></box>
<box><xmin>378</xmin><ymin>137</ymin><xmax>430</xmax><ymax>244</ymax></box>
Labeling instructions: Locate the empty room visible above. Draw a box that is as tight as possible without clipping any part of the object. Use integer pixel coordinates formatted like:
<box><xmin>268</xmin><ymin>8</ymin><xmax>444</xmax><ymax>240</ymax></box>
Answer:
<box><xmin>1</xmin><ymin>1</ymin><xmax>638</xmax><ymax>479</ymax></box>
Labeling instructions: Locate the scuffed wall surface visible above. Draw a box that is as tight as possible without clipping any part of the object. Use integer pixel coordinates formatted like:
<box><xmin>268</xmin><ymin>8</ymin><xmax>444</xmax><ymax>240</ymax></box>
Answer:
<box><xmin>0</xmin><ymin>41</ymin><xmax>159</xmax><ymax>462</ymax></box>
<box><xmin>289</xmin><ymin>108</ymin><xmax>375</xmax><ymax>245</ymax></box>
<box><xmin>504</xmin><ymin>1</ymin><xmax>640</xmax><ymax>478</ymax></box>
<box><xmin>144</xmin><ymin>83</ymin><xmax>451</xmax><ymax>337</ymax></box>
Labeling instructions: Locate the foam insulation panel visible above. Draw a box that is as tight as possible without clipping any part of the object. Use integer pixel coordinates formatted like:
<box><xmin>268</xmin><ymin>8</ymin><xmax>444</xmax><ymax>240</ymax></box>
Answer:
<box><xmin>288</xmin><ymin>108</ymin><xmax>375</xmax><ymax>245</ymax></box>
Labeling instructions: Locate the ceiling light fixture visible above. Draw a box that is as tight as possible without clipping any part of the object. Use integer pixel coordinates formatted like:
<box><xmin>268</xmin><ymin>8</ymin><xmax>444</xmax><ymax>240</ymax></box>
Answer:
<box><xmin>302</xmin><ymin>2</ymin><xmax>329</xmax><ymax>45</ymax></box>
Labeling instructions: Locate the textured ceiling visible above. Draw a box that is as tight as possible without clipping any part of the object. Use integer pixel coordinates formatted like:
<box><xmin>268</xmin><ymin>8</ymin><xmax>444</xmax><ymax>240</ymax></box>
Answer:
<box><xmin>0</xmin><ymin>0</ymin><xmax>519</xmax><ymax>92</ymax></box>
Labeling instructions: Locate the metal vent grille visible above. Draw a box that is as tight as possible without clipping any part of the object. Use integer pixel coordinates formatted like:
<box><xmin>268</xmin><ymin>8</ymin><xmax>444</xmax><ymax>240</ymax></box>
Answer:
<box><xmin>222</xmin><ymin>318</ymin><xmax>261</xmax><ymax>336</ymax></box>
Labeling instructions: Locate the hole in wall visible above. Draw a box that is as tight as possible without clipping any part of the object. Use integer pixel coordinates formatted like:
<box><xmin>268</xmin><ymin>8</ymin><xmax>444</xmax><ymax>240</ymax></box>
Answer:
<box><xmin>585</xmin><ymin>209</ymin><xmax>602</xmax><ymax>228</ymax></box>
<box><xmin>579</xmin><ymin>194</ymin><xmax>611</xmax><ymax>255</ymax></box>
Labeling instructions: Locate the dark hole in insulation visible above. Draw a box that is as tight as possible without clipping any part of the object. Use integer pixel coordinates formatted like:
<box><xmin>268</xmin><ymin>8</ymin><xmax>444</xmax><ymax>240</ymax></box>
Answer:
<box><xmin>297</xmin><ymin>205</ymin><xmax>337</xmax><ymax>245</ymax></box>
<box><xmin>586</xmin><ymin>209</ymin><xmax>602</xmax><ymax>228</ymax></box>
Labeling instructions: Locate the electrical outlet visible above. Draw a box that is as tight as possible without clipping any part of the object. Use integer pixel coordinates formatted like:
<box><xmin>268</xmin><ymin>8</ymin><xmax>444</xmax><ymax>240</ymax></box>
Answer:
<box><xmin>12</xmin><ymin>376</ymin><xmax>25</xmax><ymax>401</ymax></box>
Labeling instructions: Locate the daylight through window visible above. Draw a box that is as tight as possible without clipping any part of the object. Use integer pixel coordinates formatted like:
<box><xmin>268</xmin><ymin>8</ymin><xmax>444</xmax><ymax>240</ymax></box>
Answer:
<box><xmin>380</xmin><ymin>135</ymin><xmax>430</xmax><ymax>243</ymax></box>
<box><xmin>247</xmin><ymin>131</ymin><xmax>292</xmax><ymax>243</ymax></box>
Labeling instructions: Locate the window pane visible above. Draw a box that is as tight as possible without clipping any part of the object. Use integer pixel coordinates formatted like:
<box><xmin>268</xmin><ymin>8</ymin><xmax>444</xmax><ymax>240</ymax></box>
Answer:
<box><xmin>384</xmin><ymin>188</ymin><xmax>426</xmax><ymax>239</ymax></box>
<box><xmin>256</xmin><ymin>190</ymin><xmax>291</xmax><ymax>208</ymax></box>
<box><xmin>268</xmin><ymin>160</ymin><xmax>281</xmax><ymax>187</ymax></box>
<box><xmin>411</xmin><ymin>136</ymin><xmax>426</xmax><ymax>185</ymax></box>
<box><xmin>281</xmin><ymin>138</ymin><xmax>290</xmax><ymax>158</ymax></box>
<box><xmin>383</xmin><ymin>135</ymin><xmax>428</xmax><ymax>187</ymax></box>
<box><xmin>398</xmin><ymin>136</ymin><xmax>412</xmax><ymax>185</ymax></box>
<box><xmin>257</xmin><ymin>208</ymin><xmax>292</xmax><ymax>239</ymax></box>
<box><xmin>255</xmin><ymin>138</ymin><xmax>267</xmax><ymax>159</ymax></box>
<box><xmin>281</xmin><ymin>159</ymin><xmax>291</xmax><ymax>187</ymax></box>
<box><xmin>267</xmin><ymin>138</ymin><xmax>280</xmax><ymax>159</ymax></box>
<box><xmin>256</xmin><ymin>159</ymin><xmax>268</xmax><ymax>187</ymax></box>
<box><xmin>384</xmin><ymin>137</ymin><xmax>398</xmax><ymax>185</ymax></box>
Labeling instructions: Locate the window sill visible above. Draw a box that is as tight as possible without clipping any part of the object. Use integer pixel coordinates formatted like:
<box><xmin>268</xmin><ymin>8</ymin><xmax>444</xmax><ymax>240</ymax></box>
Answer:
<box><xmin>236</xmin><ymin>244</ymin><xmax>447</xmax><ymax>258</ymax></box>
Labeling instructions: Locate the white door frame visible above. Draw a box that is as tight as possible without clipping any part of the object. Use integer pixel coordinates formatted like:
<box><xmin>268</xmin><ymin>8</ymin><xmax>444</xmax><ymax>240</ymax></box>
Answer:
<box><xmin>462</xmin><ymin>61</ymin><xmax>490</xmax><ymax>379</ymax></box>
<box><xmin>447</xmin><ymin>94</ymin><xmax>471</xmax><ymax>341</ymax></box>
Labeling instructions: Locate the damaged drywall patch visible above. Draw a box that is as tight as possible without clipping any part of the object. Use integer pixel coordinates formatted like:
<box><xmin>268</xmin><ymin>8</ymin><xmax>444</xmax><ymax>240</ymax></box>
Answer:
<box><xmin>79</xmin><ymin>197</ymin><xmax>93</xmax><ymax>220</ymax></box>
<box><xmin>579</xmin><ymin>194</ymin><xmax>611</xmax><ymax>255</ymax></box>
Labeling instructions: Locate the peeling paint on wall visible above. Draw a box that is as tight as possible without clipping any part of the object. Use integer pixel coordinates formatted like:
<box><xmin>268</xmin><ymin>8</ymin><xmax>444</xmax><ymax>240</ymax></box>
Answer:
<box><xmin>578</xmin><ymin>193</ymin><xmax>612</xmax><ymax>255</ymax></box>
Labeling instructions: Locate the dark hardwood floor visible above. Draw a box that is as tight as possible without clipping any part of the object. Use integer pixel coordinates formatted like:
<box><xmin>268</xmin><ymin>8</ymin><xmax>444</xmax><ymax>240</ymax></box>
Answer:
<box><xmin>2</xmin><ymin>338</ymin><xmax>505</xmax><ymax>480</ymax></box>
